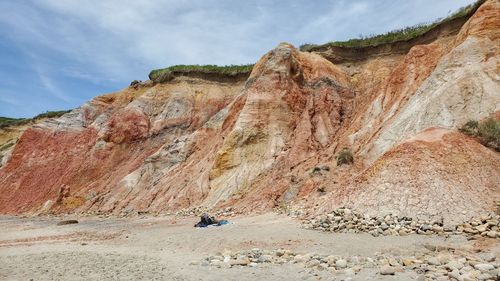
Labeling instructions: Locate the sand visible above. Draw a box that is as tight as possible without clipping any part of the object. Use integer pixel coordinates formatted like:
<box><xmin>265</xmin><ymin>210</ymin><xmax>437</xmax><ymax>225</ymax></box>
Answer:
<box><xmin>0</xmin><ymin>213</ymin><xmax>497</xmax><ymax>280</ymax></box>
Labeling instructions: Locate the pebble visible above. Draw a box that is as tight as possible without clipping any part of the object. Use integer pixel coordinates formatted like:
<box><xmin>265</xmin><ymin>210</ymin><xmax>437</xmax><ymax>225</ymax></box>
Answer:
<box><xmin>379</xmin><ymin>265</ymin><xmax>396</xmax><ymax>275</ymax></box>
<box><xmin>427</xmin><ymin>257</ymin><xmax>441</xmax><ymax>266</ymax></box>
<box><xmin>199</xmin><ymin>246</ymin><xmax>498</xmax><ymax>279</ymax></box>
<box><xmin>335</xmin><ymin>259</ymin><xmax>347</xmax><ymax>269</ymax></box>
<box><xmin>474</xmin><ymin>263</ymin><xmax>494</xmax><ymax>272</ymax></box>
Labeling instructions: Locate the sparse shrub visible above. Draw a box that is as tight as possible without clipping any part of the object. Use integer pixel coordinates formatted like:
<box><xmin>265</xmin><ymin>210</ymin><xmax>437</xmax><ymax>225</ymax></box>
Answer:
<box><xmin>312</xmin><ymin>166</ymin><xmax>322</xmax><ymax>174</ymax></box>
<box><xmin>0</xmin><ymin>110</ymin><xmax>70</xmax><ymax>129</ymax></box>
<box><xmin>477</xmin><ymin>118</ymin><xmax>500</xmax><ymax>151</ymax></box>
<box><xmin>459</xmin><ymin>120</ymin><xmax>479</xmax><ymax>136</ymax></box>
<box><xmin>299</xmin><ymin>43</ymin><xmax>318</xmax><ymax>52</ymax></box>
<box><xmin>460</xmin><ymin>118</ymin><xmax>500</xmax><ymax>151</ymax></box>
<box><xmin>336</xmin><ymin>148</ymin><xmax>354</xmax><ymax>166</ymax></box>
<box><xmin>33</xmin><ymin>110</ymin><xmax>70</xmax><ymax>119</ymax></box>
<box><xmin>317</xmin><ymin>186</ymin><xmax>326</xmax><ymax>193</ymax></box>
<box><xmin>0</xmin><ymin>141</ymin><xmax>15</xmax><ymax>152</ymax></box>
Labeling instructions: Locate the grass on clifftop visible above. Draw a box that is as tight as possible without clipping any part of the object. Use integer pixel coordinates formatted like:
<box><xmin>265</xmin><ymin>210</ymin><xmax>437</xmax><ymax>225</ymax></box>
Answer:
<box><xmin>0</xmin><ymin>110</ymin><xmax>70</xmax><ymax>129</ymax></box>
<box><xmin>148</xmin><ymin>64</ymin><xmax>254</xmax><ymax>81</ymax></box>
<box><xmin>300</xmin><ymin>0</ymin><xmax>485</xmax><ymax>51</ymax></box>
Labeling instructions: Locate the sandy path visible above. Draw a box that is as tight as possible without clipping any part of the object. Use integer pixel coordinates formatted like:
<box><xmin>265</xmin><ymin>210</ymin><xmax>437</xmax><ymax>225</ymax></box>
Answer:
<box><xmin>0</xmin><ymin>213</ymin><xmax>496</xmax><ymax>280</ymax></box>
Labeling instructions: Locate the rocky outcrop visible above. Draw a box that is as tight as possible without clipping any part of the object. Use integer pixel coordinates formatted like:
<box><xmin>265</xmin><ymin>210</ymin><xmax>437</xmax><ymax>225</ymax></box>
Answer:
<box><xmin>0</xmin><ymin>0</ymin><xmax>498</xmax><ymax>224</ymax></box>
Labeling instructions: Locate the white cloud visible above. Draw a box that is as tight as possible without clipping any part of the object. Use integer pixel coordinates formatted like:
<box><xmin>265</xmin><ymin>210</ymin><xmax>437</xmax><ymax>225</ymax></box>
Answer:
<box><xmin>36</xmin><ymin>66</ymin><xmax>72</xmax><ymax>102</ymax></box>
<box><xmin>0</xmin><ymin>0</ymin><xmax>477</xmax><ymax>117</ymax></box>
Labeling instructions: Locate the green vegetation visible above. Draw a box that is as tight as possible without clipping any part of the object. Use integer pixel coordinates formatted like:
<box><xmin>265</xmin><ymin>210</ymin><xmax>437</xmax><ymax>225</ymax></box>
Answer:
<box><xmin>0</xmin><ymin>141</ymin><xmax>15</xmax><ymax>152</ymax></box>
<box><xmin>0</xmin><ymin>117</ymin><xmax>31</xmax><ymax>129</ymax></box>
<box><xmin>477</xmin><ymin>118</ymin><xmax>500</xmax><ymax>151</ymax></box>
<box><xmin>336</xmin><ymin>148</ymin><xmax>354</xmax><ymax>166</ymax></box>
<box><xmin>33</xmin><ymin>110</ymin><xmax>71</xmax><ymax>119</ymax></box>
<box><xmin>459</xmin><ymin>120</ymin><xmax>479</xmax><ymax>136</ymax></box>
<box><xmin>0</xmin><ymin>110</ymin><xmax>70</xmax><ymax>129</ymax></box>
<box><xmin>460</xmin><ymin>118</ymin><xmax>500</xmax><ymax>151</ymax></box>
<box><xmin>148</xmin><ymin>64</ymin><xmax>254</xmax><ymax>81</ymax></box>
<box><xmin>300</xmin><ymin>0</ymin><xmax>485</xmax><ymax>51</ymax></box>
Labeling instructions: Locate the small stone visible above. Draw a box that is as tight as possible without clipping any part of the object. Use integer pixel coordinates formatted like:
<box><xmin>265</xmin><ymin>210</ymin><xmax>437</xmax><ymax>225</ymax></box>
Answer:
<box><xmin>388</xmin><ymin>258</ymin><xmax>400</xmax><ymax>266</ymax></box>
<box><xmin>249</xmin><ymin>262</ymin><xmax>258</xmax><ymax>267</ymax></box>
<box><xmin>258</xmin><ymin>255</ymin><xmax>272</xmax><ymax>263</ymax></box>
<box><xmin>420</xmin><ymin>224</ymin><xmax>432</xmax><ymax>231</ymax></box>
<box><xmin>486</xmin><ymin>231</ymin><xmax>497</xmax><ymax>238</ymax></box>
<box><xmin>344</xmin><ymin>268</ymin><xmax>355</xmax><ymax>276</ymax></box>
<box><xmin>448</xmin><ymin>269</ymin><xmax>461</xmax><ymax>280</ymax></box>
<box><xmin>474</xmin><ymin>263</ymin><xmax>494</xmax><ymax>272</ymax></box>
<box><xmin>445</xmin><ymin>260</ymin><xmax>464</xmax><ymax>271</ymax></box>
<box><xmin>479</xmin><ymin>253</ymin><xmax>496</xmax><ymax>262</ymax></box>
<box><xmin>230</xmin><ymin>258</ymin><xmax>250</xmax><ymax>266</ymax></box>
<box><xmin>476</xmin><ymin>224</ymin><xmax>488</xmax><ymax>232</ymax></box>
<box><xmin>427</xmin><ymin>257</ymin><xmax>441</xmax><ymax>266</ymax></box>
<box><xmin>306</xmin><ymin>259</ymin><xmax>320</xmax><ymax>268</ymax></box>
<box><xmin>398</xmin><ymin>229</ymin><xmax>409</xmax><ymax>236</ymax></box>
<box><xmin>335</xmin><ymin>259</ymin><xmax>347</xmax><ymax>269</ymax></box>
<box><xmin>402</xmin><ymin>259</ymin><xmax>413</xmax><ymax>267</ymax></box>
<box><xmin>379</xmin><ymin>265</ymin><xmax>396</xmax><ymax>275</ymax></box>
<box><xmin>294</xmin><ymin>255</ymin><xmax>307</xmax><ymax>263</ymax></box>
<box><xmin>57</xmin><ymin>219</ymin><xmax>79</xmax><ymax>226</ymax></box>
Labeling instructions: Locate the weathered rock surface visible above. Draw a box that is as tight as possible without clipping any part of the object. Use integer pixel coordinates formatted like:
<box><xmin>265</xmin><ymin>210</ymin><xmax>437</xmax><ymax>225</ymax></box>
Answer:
<box><xmin>0</xmin><ymin>0</ymin><xmax>498</xmax><ymax>224</ymax></box>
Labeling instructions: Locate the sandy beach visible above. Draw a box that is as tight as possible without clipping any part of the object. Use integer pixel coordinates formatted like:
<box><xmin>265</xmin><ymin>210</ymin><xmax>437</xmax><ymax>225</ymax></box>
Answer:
<box><xmin>1</xmin><ymin>213</ymin><xmax>498</xmax><ymax>280</ymax></box>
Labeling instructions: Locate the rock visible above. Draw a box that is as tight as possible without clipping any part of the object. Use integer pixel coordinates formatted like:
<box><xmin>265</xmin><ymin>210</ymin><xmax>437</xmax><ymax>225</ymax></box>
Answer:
<box><xmin>344</xmin><ymin>268</ymin><xmax>355</xmax><ymax>276</ymax></box>
<box><xmin>335</xmin><ymin>259</ymin><xmax>347</xmax><ymax>269</ymax></box>
<box><xmin>305</xmin><ymin>259</ymin><xmax>320</xmax><ymax>268</ymax></box>
<box><xmin>294</xmin><ymin>255</ymin><xmax>307</xmax><ymax>263</ymax></box>
<box><xmin>474</xmin><ymin>264</ymin><xmax>494</xmax><ymax>272</ymax></box>
<box><xmin>476</xmin><ymin>224</ymin><xmax>488</xmax><ymax>232</ymax></box>
<box><xmin>402</xmin><ymin>259</ymin><xmax>413</xmax><ymax>267</ymax></box>
<box><xmin>57</xmin><ymin>220</ymin><xmax>79</xmax><ymax>226</ymax></box>
<box><xmin>448</xmin><ymin>269</ymin><xmax>461</xmax><ymax>280</ymax></box>
<box><xmin>427</xmin><ymin>257</ymin><xmax>441</xmax><ymax>266</ymax></box>
<box><xmin>388</xmin><ymin>258</ymin><xmax>400</xmax><ymax>267</ymax></box>
<box><xmin>478</xmin><ymin>253</ymin><xmax>496</xmax><ymax>262</ymax></box>
<box><xmin>486</xmin><ymin>231</ymin><xmax>497</xmax><ymax>238</ymax></box>
<box><xmin>445</xmin><ymin>260</ymin><xmax>464</xmax><ymax>271</ymax></box>
<box><xmin>379</xmin><ymin>265</ymin><xmax>396</xmax><ymax>275</ymax></box>
<box><xmin>258</xmin><ymin>255</ymin><xmax>272</xmax><ymax>263</ymax></box>
<box><xmin>275</xmin><ymin>249</ymin><xmax>285</xmax><ymax>257</ymax></box>
<box><xmin>420</xmin><ymin>224</ymin><xmax>432</xmax><ymax>231</ymax></box>
<box><xmin>398</xmin><ymin>229</ymin><xmax>409</xmax><ymax>236</ymax></box>
<box><xmin>230</xmin><ymin>258</ymin><xmax>250</xmax><ymax>266</ymax></box>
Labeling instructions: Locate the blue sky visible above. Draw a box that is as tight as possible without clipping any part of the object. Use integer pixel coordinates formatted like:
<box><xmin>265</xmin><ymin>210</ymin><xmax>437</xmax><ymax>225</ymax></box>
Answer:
<box><xmin>0</xmin><ymin>0</ymin><xmax>474</xmax><ymax>118</ymax></box>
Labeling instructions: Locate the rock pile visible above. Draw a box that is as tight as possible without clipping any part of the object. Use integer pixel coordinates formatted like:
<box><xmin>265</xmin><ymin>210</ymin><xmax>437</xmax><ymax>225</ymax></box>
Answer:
<box><xmin>302</xmin><ymin>208</ymin><xmax>500</xmax><ymax>238</ymax></box>
<box><xmin>195</xmin><ymin>247</ymin><xmax>499</xmax><ymax>280</ymax></box>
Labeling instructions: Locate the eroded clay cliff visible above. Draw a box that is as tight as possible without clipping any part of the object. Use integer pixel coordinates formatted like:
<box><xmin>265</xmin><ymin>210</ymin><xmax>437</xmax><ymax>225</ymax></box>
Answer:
<box><xmin>0</xmin><ymin>0</ymin><xmax>498</xmax><ymax>223</ymax></box>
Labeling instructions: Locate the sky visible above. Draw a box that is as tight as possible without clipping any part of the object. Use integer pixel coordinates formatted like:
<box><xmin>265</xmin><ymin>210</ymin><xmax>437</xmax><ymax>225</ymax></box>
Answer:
<box><xmin>0</xmin><ymin>0</ymin><xmax>475</xmax><ymax>118</ymax></box>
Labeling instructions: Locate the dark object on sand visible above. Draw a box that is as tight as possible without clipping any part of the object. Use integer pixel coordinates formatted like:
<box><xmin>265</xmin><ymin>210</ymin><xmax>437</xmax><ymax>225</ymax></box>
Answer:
<box><xmin>57</xmin><ymin>219</ymin><xmax>79</xmax><ymax>226</ymax></box>
<box><xmin>194</xmin><ymin>213</ymin><xmax>230</xmax><ymax>228</ymax></box>
<box><xmin>194</xmin><ymin>214</ymin><xmax>217</xmax><ymax>227</ymax></box>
